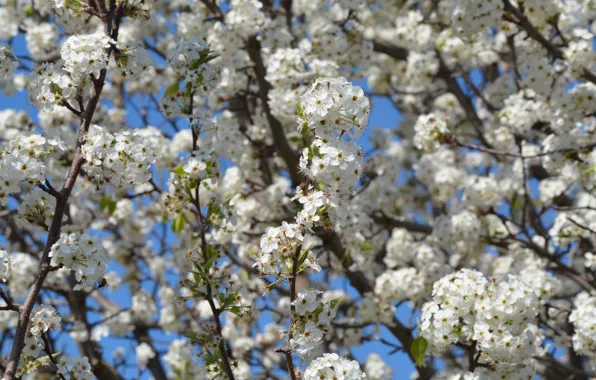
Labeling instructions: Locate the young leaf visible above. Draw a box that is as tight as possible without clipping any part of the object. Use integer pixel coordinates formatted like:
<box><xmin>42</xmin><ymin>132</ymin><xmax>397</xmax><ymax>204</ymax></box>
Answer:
<box><xmin>411</xmin><ymin>336</ymin><xmax>428</xmax><ymax>367</ymax></box>
<box><xmin>171</xmin><ymin>165</ymin><xmax>188</xmax><ymax>176</ymax></box>
<box><xmin>99</xmin><ymin>194</ymin><xmax>111</xmax><ymax>213</ymax></box>
<box><xmin>99</xmin><ymin>195</ymin><xmax>117</xmax><ymax>215</ymax></box>
<box><xmin>172</xmin><ymin>214</ymin><xmax>186</xmax><ymax>234</ymax></box>
<box><xmin>164</xmin><ymin>82</ymin><xmax>180</xmax><ymax>98</ymax></box>
<box><xmin>329</xmin><ymin>297</ymin><xmax>343</xmax><ymax>309</ymax></box>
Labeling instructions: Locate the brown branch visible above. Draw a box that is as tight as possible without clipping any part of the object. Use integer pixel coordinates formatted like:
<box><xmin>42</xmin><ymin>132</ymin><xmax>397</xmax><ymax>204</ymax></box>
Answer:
<box><xmin>583</xmin><ymin>69</ymin><xmax>596</xmax><ymax>86</ymax></box>
<box><xmin>40</xmin><ymin>333</ymin><xmax>67</xmax><ymax>380</ymax></box>
<box><xmin>502</xmin><ymin>0</ymin><xmax>564</xmax><ymax>59</ymax></box>
<box><xmin>436</xmin><ymin>52</ymin><xmax>491</xmax><ymax>147</ymax></box>
<box><xmin>372</xmin><ymin>212</ymin><xmax>433</xmax><ymax>234</ymax></box>
<box><xmin>246</xmin><ymin>36</ymin><xmax>304</xmax><ymax>186</ymax></box>
<box><xmin>372</xmin><ymin>41</ymin><xmax>409</xmax><ymax>61</ymax></box>
<box><xmin>60</xmin><ymin>100</ymin><xmax>83</xmax><ymax>117</ymax></box>
<box><xmin>133</xmin><ymin>326</ymin><xmax>168</xmax><ymax>380</ymax></box>
<box><xmin>0</xmin><ymin>288</ymin><xmax>19</xmax><ymax>311</ymax></box>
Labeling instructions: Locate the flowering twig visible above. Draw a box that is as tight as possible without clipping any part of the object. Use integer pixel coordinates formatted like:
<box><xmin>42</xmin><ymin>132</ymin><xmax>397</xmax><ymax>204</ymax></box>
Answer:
<box><xmin>2</xmin><ymin>3</ymin><xmax>124</xmax><ymax>378</ymax></box>
<box><xmin>275</xmin><ymin>249</ymin><xmax>299</xmax><ymax>380</ymax></box>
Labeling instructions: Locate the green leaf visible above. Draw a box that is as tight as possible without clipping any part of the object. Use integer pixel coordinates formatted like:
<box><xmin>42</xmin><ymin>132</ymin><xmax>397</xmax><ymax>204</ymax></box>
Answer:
<box><xmin>585</xmin><ymin>166</ymin><xmax>596</xmax><ymax>173</ymax></box>
<box><xmin>99</xmin><ymin>194</ymin><xmax>111</xmax><ymax>212</ymax></box>
<box><xmin>297</xmin><ymin>245</ymin><xmax>312</xmax><ymax>268</ymax></box>
<box><xmin>35</xmin><ymin>351</ymin><xmax>61</xmax><ymax>365</ymax></box>
<box><xmin>99</xmin><ymin>195</ymin><xmax>117</xmax><ymax>215</ymax></box>
<box><xmin>296</xmin><ymin>102</ymin><xmax>305</xmax><ymax>119</ymax></box>
<box><xmin>411</xmin><ymin>336</ymin><xmax>428</xmax><ymax>367</ymax></box>
<box><xmin>165</xmin><ymin>82</ymin><xmax>180</xmax><ymax>98</ymax></box>
<box><xmin>24</xmin><ymin>351</ymin><xmax>62</xmax><ymax>373</ymax></box>
<box><xmin>204</xmin><ymin>256</ymin><xmax>216</xmax><ymax>273</ymax></box>
<box><xmin>329</xmin><ymin>297</ymin><xmax>342</xmax><ymax>310</ymax></box>
<box><xmin>172</xmin><ymin>214</ymin><xmax>186</xmax><ymax>234</ymax></box>
<box><xmin>119</xmin><ymin>54</ymin><xmax>129</xmax><ymax>68</ymax></box>
<box><xmin>206</xmin><ymin>244</ymin><xmax>218</xmax><ymax>260</ymax></box>
<box><xmin>360</xmin><ymin>240</ymin><xmax>372</xmax><ymax>252</ymax></box>
<box><xmin>50</xmin><ymin>82</ymin><xmax>63</xmax><ymax>96</ymax></box>
<box><xmin>23</xmin><ymin>5</ymin><xmax>33</xmax><ymax>17</ymax></box>
<box><xmin>171</xmin><ymin>165</ymin><xmax>188</xmax><ymax>176</ymax></box>
<box><xmin>108</xmin><ymin>201</ymin><xmax>116</xmax><ymax>215</ymax></box>
<box><xmin>65</xmin><ymin>0</ymin><xmax>85</xmax><ymax>12</ymax></box>
<box><xmin>512</xmin><ymin>197</ymin><xmax>522</xmax><ymax>210</ymax></box>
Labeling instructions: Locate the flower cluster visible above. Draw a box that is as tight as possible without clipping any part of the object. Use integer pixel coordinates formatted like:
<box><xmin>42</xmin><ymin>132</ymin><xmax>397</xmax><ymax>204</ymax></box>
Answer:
<box><xmin>49</xmin><ymin>232</ymin><xmax>108</xmax><ymax>291</ymax></box>
<box><xmin>413</xmin><ymin>113</ymin><xmax>449</xmax><ymax>152</ymax></box>
<box><xmin>162</xmin><ymin>41</ymin><xmax>219</xmax><ymax>119</ymax></box>
<box><xmin>297</xmin><ymin>77</ymin><xmax>369</xmax><ymax>211</ymax></box>
<box><xmin>17</xmin><ymin>188</ymin><xmax>57</xmax><ymax>228</ymax></box>
<box><xmin>256</xmin><ymin>77</ymin><xmax>370</xmax><ymax>284</ymax></box>
<box><xmin>298</xmin><ymin>77</ymin><xmax>370</xmax><ymax>139</ymax></box>
<box><xmin>257</xmin><ymin>224</ymin><xmax>303</xmax><ymax>274</ymax></box>
<box><xmin>61</xmin><ymin>33</ymin><xmax>113</xmax><ymax>82</ymax></box>
<box><xmin>300</xmin><ymin>137</ymin><xmax>364</xmax><ymax>204</ymax></box>
<box><xmin>28</xmin><ymin>32</ymin><xmax>113</xmax><ymax>111</ymax></box>
<box><xmin>163</xmin><ymin>339</ymin><xmax>200</xmax><ymax>378</ymax></box>
<box><xmin>28</xmin><ymin>32</ymin><xmax>150</xmax><ymax>113</ymax></box>
<box><xmin>266</xmin><ymin>48</ymin><xmax>306</xmax><ymax>87</ymax></box>
<box><xmin>167</xmin><ymin>41</ymin><xmax>219</xmax><ymax>88</ymax></box>
<box><xmin>136</xmin><ymin>342</ymin><xmax>156</xmax><ymax>368</ymax></box>
<box><xmin>551</xmin><ymin>83</ymin><xmax>596</xmax><ymax>133</ymax></box>
<box><xmin>28</xmin><ymin>63</ymin><xmax>71</xmax><ymax>111</ymax></box>
<box><xmin>254</xmin><ymin>187</ymin><xmax>325</xmax><ymax>277</ymax></box>
<box><xmin>488</xmin><ymin>244</ymin><xmax>561</xmax><ymax>301</ymax></box>
<box><xmin>57</xmin><ymin>356</ymin><xmax>95</xmax><ymax>380</ymax></box>
<box><xmin>162</xmin><ymin>149</ymin><xmax>220</xmax><ymax>214</ymax></box>
<box><xmin>565</xmin><ymin>37</ymin><xmax>596</xmax><ymax>78</ymax></box>
<box><xmin>364</xmin><ymin>354</ymin><xmax>393</xmax><ymax>380</ymax></box>
<box><xmin>225</xmin><ymin>0</ymin><xmax>266</xmax><ymax>36</ymax></box>
<box><xmin>420</xmin><ymin>269</ymin><xmax>540</xmax><ymax>370</ymax></box>
<box><xmin>25</xmin><ymin>22</ymin><xmax>60</xmax><ymax>61</ymax></box>
<box><xmin>569</xmin><ymin>292</ymin><xmax>596</xmax><ymax>356</ymax></box>
<box><xmin>374</xmin><ymin>267</ymin><xmax>427</xmax><ymax>305</ymax></box>
<box><xmin>23</xmin><ymin>305</ymin><xmax>61</xmax><ymax>357</ymax></box>
<box><xmin>113</xmin><ymin>44</ymin><xmax>151</xmax><ymax>79</ymax></box>
<box><xmin>379</xmin><ymin>231</ymin><xmax>450</xmax><ymax>302</ymax></box>
<box><xmin>132</xmin><ymin>290</ymin><xmax>157</xmax><ymax>323</ymax></box>
<box><xmin>82</xmin><ymin>125</ymin><xmax>158</xmax><ymax>189</ymax></box>
<box><xmin>304</xmin><ymin>353</ymin><xmax>366</xmax><ymax>380</ymax></box>
<box><xmin>451</xmin><ymin>0</ymin><xmax>504</xmax><ymax>38</ymax></box>
<box><xmin>289</xmin><ymin>289</ymin><xmax>339</xmax><ymax>356</ymax></box>
<box><xmin>433</xmin><ymin>210</ymin><xmax>482</xmax><ymax>255</ymax></box>
<box><xmin>0</xmin><ymin>133</ymin><xmax>60</xmax><ymax>206</ymax></box>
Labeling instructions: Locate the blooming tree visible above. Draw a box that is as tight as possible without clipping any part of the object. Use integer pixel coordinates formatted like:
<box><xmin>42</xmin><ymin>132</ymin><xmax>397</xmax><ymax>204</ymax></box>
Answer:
<box><xmin>0</xmin><ymin>0</ymin><xmax>596</xmax><ymax>379</ymax></box>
